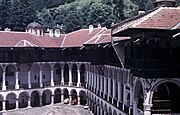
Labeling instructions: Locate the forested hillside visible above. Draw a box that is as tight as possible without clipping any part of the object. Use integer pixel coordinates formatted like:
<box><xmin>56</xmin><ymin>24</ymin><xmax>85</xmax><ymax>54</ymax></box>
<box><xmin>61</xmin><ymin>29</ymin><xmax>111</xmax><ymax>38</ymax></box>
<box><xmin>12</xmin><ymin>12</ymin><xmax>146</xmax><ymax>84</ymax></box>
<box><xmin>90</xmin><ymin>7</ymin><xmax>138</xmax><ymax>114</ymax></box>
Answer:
<box><xmin>0</xmin><ymin>0</ymin><xmax>179</xmax><ymax>33</ymax></box>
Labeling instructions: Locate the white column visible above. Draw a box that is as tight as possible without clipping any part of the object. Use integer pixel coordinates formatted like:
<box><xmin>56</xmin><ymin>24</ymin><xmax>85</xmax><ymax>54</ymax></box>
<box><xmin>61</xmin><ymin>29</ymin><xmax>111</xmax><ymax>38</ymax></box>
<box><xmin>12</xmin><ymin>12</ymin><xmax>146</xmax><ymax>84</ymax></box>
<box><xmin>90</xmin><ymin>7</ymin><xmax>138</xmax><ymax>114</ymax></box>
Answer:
<box><xmin>94</xmin><ymin>74</ymin><xmax>96</xmax><ymax>92</ymax></box>
<box><xmin>50</xmin><ymin>69</ymin><xmax>54</xmax><ymax>86</ymax></box>
<box><xmin>97</xmin><ymin>75</ymin><xmax>99</xmax><ymax>91</ymax></box>
<box><xmin>2</xmin><ymin>71</ymin><xmax>6</xmax><ymax>90</ymax></box>
<box><xmin>104</xmin><ymin>77</ymin><xmax>107</xmax><ymax>98</ymax></box>
<box><xmin>27</xmin><ymin>98</ymin><xmax>31</xmax><ymax>108</ymax></box>
<box><xmin>16</xmin><ymin>99</ymin><xmax>19</xmax><ymax>109</ymax></box>
<box><xmin>113</xmin><ymin>80</ymin><xmax>116</xmax><ymax>99</ymax></box>
<box><xmin>78</xmin><ymin>96</ymin><xmax>80</xmax><ymax>105</ymax></box>
<box><xmin>2</xmin><ymin>100</ymin><xmax>6</xmax><ymax>111</ymax></box>
<box><xmin>28</xmin><ymin>71</ymin><xmax>31</xmax><ymax>89</ymax></box>
<box><xmin>108</xmin><ymin>78</ymin><xmax>111</xmax><ymax>97</ymax></box>
<box><xmin>15</xmin><ymin>71</ymin><xmax>19</xmax><ymax>89</ymax></box>
<box><xmin>143</xmin><ymin>103</ymin><xmax>153</xmax><ymax>115</ymax></box>
<box><xmin>51</xmin><ymin>95</ymin><xmax>54</xmax><ymax>105</ymax></box>
<box><xmin>123</xmin><ymin>83</ymin><xmax>126</xmax><ymax>110</ymax></box>
<box><xmin>69</xmin><ymin>95</ymin><xmax>72</xmax><ymax>104</ymax></box>
<box><xmin>69</xmin><ymin>70</ymin><xmax>72</xmax><ymax>86</ymax></box>
<box><xmin>39</xmin><ymin>96</ymin><xmax>42</xmax><ymax>106</ymax></box>
<box><xmin>133</xmin><ymin>99</ymin><xmax>137</xmax><ymax>115</ymax></box>
<box><xmin>100</xmin><ymin>76</ymin><xmax>102</xmax><ymax>93</ymax></box>
<box><xmin>97</xmin><ymin>105</ymin><xmax>100</xmax><ymax>115</ymax></box>
<box><xmin>77</xmin><ymin>69</ymin><xmax>81</xmax><ymax>87</ymax></box>
<box><xmin>118</xmin><ymin>82</ymin><xmax>121</xmax><ymax>102</ymax></box>
<box><xmin>61</xmin><ymin>94</ymin><xmax>64</xmax><ymax>102</ymax></box>
<box><xmin>39</xmin><ymin>70</ymin><xmax>43</xmax><ymax>87</ymax></box>
<box><xmin>61</xmin><ymin>69</ymin><xmax>64</xmax><ymax>85</ymax></box>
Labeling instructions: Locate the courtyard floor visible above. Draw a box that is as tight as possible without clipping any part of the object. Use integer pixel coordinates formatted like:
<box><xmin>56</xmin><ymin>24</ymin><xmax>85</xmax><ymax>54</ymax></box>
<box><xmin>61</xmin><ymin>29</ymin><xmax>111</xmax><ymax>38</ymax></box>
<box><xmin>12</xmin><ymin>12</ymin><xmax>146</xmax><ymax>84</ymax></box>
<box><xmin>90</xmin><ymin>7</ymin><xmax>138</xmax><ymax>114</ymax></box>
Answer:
<box><xmin>1</xmin><ymin>103</ymin><xmax>92</xmax><ymax>115</ymax></box>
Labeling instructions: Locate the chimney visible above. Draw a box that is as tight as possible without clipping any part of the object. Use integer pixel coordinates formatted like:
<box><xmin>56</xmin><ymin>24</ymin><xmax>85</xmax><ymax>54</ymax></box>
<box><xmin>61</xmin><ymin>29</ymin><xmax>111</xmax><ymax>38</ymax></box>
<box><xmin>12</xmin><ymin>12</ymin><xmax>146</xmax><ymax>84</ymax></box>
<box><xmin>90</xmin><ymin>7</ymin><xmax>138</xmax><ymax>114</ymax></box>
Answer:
<box><xmin>89</xmin><ymin>25</ymin><xmax>94</xmax><ymax>33</ymax></box>
<box><xmin>98</xmin><ymin>23</ymin><xmax>101</xmax><ymax>28</ymax></box>
<box><xmin>54</xmin><ymin>29</ymin><xmax>60</xmax><ymax>37</ymax></box>
<box><xmin>154</xmin><ymin>0</ymin><xmax>176</xmax><ymax>7</ymax></box>
<box><xmin>49</xmin><ymin>29</ymin><xmax>53</xmax><ymax>37</ymax></box>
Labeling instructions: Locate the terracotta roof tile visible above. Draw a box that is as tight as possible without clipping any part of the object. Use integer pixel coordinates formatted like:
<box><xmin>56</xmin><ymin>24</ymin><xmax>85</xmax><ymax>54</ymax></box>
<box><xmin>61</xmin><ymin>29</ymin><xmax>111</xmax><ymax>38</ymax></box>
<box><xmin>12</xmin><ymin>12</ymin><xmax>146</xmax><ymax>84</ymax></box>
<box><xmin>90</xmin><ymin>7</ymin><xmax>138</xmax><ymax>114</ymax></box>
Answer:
<box><xmin>112</xmin><ymin>7</ymin><xmax>180</xmax><ymax>35</ymax></box>
<box><xmin>0</xmin><ymin>31</ymin><xmax>65</xmax><ymax>47</ymax></box>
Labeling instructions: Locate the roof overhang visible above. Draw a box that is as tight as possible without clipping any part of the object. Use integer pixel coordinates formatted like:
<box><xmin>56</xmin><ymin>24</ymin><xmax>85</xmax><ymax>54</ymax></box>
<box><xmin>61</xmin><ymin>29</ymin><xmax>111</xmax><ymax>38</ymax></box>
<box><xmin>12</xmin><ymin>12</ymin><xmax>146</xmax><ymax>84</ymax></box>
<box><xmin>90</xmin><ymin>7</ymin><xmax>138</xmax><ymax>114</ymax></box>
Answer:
<box><xmin>112</xmin><ymin>28</ymin><xmax>179</xmax><ymax>37</ymax></box>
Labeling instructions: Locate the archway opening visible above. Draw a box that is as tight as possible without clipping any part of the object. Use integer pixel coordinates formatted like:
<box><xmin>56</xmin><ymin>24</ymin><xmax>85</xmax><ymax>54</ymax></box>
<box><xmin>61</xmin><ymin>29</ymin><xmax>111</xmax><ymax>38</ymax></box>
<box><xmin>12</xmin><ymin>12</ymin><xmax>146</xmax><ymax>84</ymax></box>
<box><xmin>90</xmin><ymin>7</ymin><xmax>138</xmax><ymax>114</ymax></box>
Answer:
<box><xmin>63</xmin><ymin>88</ymin><xmax>69</xmax><ymax>100</ymax></box>
<box><xmin>72</xmin><ymin>64</ymin><xmax>78</xmax><ymax>86</ymax></box>
<box><xmin>80</xmin><ymin>64</ymin><xmax>86</xmax><ymax>86</ymax></box>
<box><xmin>31</xmin><ymin>91</ymin><xmax>40</xmax><ymax>107</ymax></box>
<box><xmin>19</xmin><ymin>92</ymin><xmax>29</xmax><ymax>108</ymax></box>
<box><xmin>79</xmin><ymin>90</ymin><xmax>86</xmax><ymax>105</ymax></box>
<box><xmin>64</xmin><ymin>64</ymin><xmax>69</xmax><ymax>85</ymax></box>
<box><xmin>42</xmin><ymin>90</ymin><xmax>52</xmax><ymax>106</ymax></box>
<box><xmin>108</xmin><ymin>107</ymin><xmax>112</xmax><ymax>115</ymax></box>
<box><xmin>54</xmin><ymin>64</ymin><xmax>61</xmax><ymax>85</ymax></box>
<box><xmin>151</xmin><ymin>82</ymin><xmax>180</xmax><ymax>114</ymax></box>
<box><xmin>134</xmin><ymin>81</ymin><xmax>144</xmax><ymax>111</ymax></box>
<box><xmin>5</xmin><ymin>65</ymin><xmax>16</xmax><ymax>89</ymax></box>
<box><xmin>6</xmin><ymin>93</ymin><xmax>16</xmax><ymax>110</ymax></box>
<box><xmin>71</xmin><ymin>89</ymin><xmax>77</xmax><ymax>105</ymax></box>
<box><xmin>113</xmin><ymin>110</ymin><xmax>117</xmax><ymax>115</ymax></box>
<box><xmin>54</xmin><ymin>88</ymin><xmax>61</xmax><ymax>104</ymax></box>
<box><xmin>42</xmin><ymin>64</ymin><xmax>51</xmax><ymax>87</ymax></box>
<box><xmin>0</xmin><ymin>95</ymin><xmax>3</xmax><ymax>111</ymax></box>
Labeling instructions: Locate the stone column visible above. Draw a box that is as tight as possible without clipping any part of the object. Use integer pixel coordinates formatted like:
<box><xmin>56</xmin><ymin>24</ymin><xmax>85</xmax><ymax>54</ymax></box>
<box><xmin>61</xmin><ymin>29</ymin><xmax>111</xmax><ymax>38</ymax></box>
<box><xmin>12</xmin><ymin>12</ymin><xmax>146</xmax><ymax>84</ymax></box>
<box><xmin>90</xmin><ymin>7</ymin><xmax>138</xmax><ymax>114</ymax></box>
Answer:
<box><xmin>108</xmin><ymin>78</ymin><xmax>111</xmax><ymax>101</ymax></box>
<box><xmin>28</xmin><ymin>97</ymin><xmax>31</xmax><ymax>108</ymax></box>
<box><xmin>39</xmin><ymin>70</ymin><xmax>43</xmax><ymax>87</ymax></box>
<box><xmin>2</xmin><ymin>70</ymin><xmax>6</xmax><ymax>90</ymax></box>
<box><xmin>103</xmin><ymin>77</ymin><xmax>107</xmax><ymax>98</ymax></box>
<box><xmin>2</xmin><ymin>100</ymin><xmax>6</xmax><ymax>111</ymax></box>
<box><xmin>15</xmin><ymin>71</ymin><xmax>19</xmax><ymax>90</ymax></box>
<box><xmin>61</xmin><ymin>94</ymin><xmax>64</xmax><ymax>102</ymax></box>
<box><xmin>51</xmin><ymin>95</ymin><xmax>54</xmax><ymax>105</ymax></box>
<box><xmin>69</xmin><ymin>95</ymin><xmax>72</xmax><ymax>104</ymax></box>
<box><xmin>97</xmin><ymin>105</ymin><xmax>100</xmax><ymax>115</ymax></box>
<box><xmin>143</xmin><ymin>103</ymin><xmax>153</xmax><ymax>115</ymax></box>
<box><xmin>133</xmin><ymin>99</ymin><xmax>137</xmax><ymax>115</ymax></box>
<box><xmin>78</xmin><ymin>96</ymin><xmax>80</xmax><ymax>105</ymax></box>
<box><xmin>28</xmin><ymin>71</ymin><xmax>31</xmax><ymax>89</ymax></box>
<box><xmin>113</xmin><ymin>80</ymin><xmax>116</xmax><ymax>103</ymax></box>
<box><xmin>100</xmin><ymin>76</ymin><xmax>103</xmax><ymax>96</ymax></box>
<box><xmin>39</xmin><ymin>96</ymin><xmax>42</xmax><ymax>106</ymax></box>
<box><xmin>61</xmin><ymin>69</ymin><xmax>64</xmax><ymax>85</ymax></box>
<box><xmin>69</xmin><ymin>70</ymin><xmax>72</xmax><ymax>86</ymax></box>
<box><xmin>50</xmin><ymin>69</ymin><xmax>54</xmax><ymax>86</ymax></box>
<box><xmin>77</xmin><ymin>69</ymin><xmax>81</xmax><ymax>87</ymax></box>
<box><xmin>16</xmin><ymin>98</ymin><xmax>19</xmax><ymax>109</ymax></box>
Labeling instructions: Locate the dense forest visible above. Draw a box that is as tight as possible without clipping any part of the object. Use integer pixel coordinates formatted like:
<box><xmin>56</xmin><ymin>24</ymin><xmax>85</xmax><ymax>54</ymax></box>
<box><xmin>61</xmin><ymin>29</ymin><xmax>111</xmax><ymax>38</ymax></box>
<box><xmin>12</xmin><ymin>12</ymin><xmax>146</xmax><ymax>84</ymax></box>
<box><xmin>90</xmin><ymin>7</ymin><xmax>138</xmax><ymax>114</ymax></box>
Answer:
<box><xmin>0</xmin><ymin>0</ymin><xmax>180</xmax><ymax>33</ymax></box>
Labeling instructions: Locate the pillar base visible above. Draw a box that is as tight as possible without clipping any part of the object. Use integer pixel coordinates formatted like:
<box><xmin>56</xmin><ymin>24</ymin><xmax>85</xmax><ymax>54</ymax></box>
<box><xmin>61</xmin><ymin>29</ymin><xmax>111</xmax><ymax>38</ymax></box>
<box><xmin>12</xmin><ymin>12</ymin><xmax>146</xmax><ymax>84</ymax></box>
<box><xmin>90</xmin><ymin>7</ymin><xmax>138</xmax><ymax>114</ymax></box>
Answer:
<box><xmin>61</xmin><ymin>81</ymin><xmax>64</xmax><ymax>85</ymax></box>
<box><xmin>69</xmin><ymin>82</ymin><xmax>72</xmax><ymax>86</ymax></box>
<box><xmin>40</xmin><ymin>83</ymin><xmax>43</xmax><ymax>88</ymax></box>
<box><xmin>28</xmin><ymin>84</ymin><xmax>31</xmax><ymax>89</ymax></box>
<box><xmin>77</xmin><ymin>83</ymin><xmax>81</xmax><ymax>87</ymax></box>
<box><xmin>51</xmin><ymin>82</ymin><xmax>54</xmax><ymax>87</ymax></box>
<box><xmin>2</xmin><ymin>86</ymin><xmax>6</xmax><ymax>90</ymax></box>
<box><xmin>15</xmin><ymin>85</ymin><xmax>19</xmax><ymax>90</ymax></box>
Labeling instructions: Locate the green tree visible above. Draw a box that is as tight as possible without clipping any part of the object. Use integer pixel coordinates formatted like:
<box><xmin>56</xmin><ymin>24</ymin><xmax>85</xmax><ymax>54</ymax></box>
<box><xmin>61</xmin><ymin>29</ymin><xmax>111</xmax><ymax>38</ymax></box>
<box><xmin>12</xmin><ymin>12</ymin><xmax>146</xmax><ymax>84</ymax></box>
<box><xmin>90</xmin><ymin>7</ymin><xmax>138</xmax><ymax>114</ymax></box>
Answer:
<box><xmin>112</xmin><ymin>0</ymin><xmax>125</xmax><ymax>22</ymax></box>
<box><xmin>87</xmin><ymin>3</ymin><xmax>115</xmax><ymax>28</ymax></box>
<box><xmin>0</xmin><ymin>0</ymin><xmax>12</xmax><ymax>30</ymax></box>
<box><xmin>10</xmin><ymin>0</ymin><xmax>37</xmax><ymax>31</ymax></box>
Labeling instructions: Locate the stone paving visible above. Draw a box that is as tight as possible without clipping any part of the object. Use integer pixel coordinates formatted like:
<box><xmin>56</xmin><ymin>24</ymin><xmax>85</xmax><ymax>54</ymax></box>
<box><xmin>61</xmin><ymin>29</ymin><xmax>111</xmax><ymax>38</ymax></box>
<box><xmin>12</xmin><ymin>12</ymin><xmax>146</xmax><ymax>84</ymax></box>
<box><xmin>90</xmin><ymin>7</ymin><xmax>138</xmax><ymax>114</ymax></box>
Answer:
<box><xmin>1</xmin><ymin>103</ymin><xmax>92</xmax><ymax>115</ymax></box>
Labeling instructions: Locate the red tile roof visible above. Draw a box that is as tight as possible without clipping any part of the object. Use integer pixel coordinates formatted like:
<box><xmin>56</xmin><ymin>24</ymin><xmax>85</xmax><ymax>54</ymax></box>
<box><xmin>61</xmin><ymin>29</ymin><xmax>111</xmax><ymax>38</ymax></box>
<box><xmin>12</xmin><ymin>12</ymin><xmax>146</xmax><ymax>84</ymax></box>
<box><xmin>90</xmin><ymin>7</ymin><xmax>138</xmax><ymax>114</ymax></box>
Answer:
<box><xmin>61</xmin><ymin>28</ymin><xmax>107</xmax><ymax>47</ymax></box>
<box><xmin>0</xmin><ymin>31</ymin><xmax>65</xmax><ymax>47</ymax></box>
<box><xmin>112</xmin><ymin>7</ymin><xmax>180</xmax><ymax>35</ymax></box>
